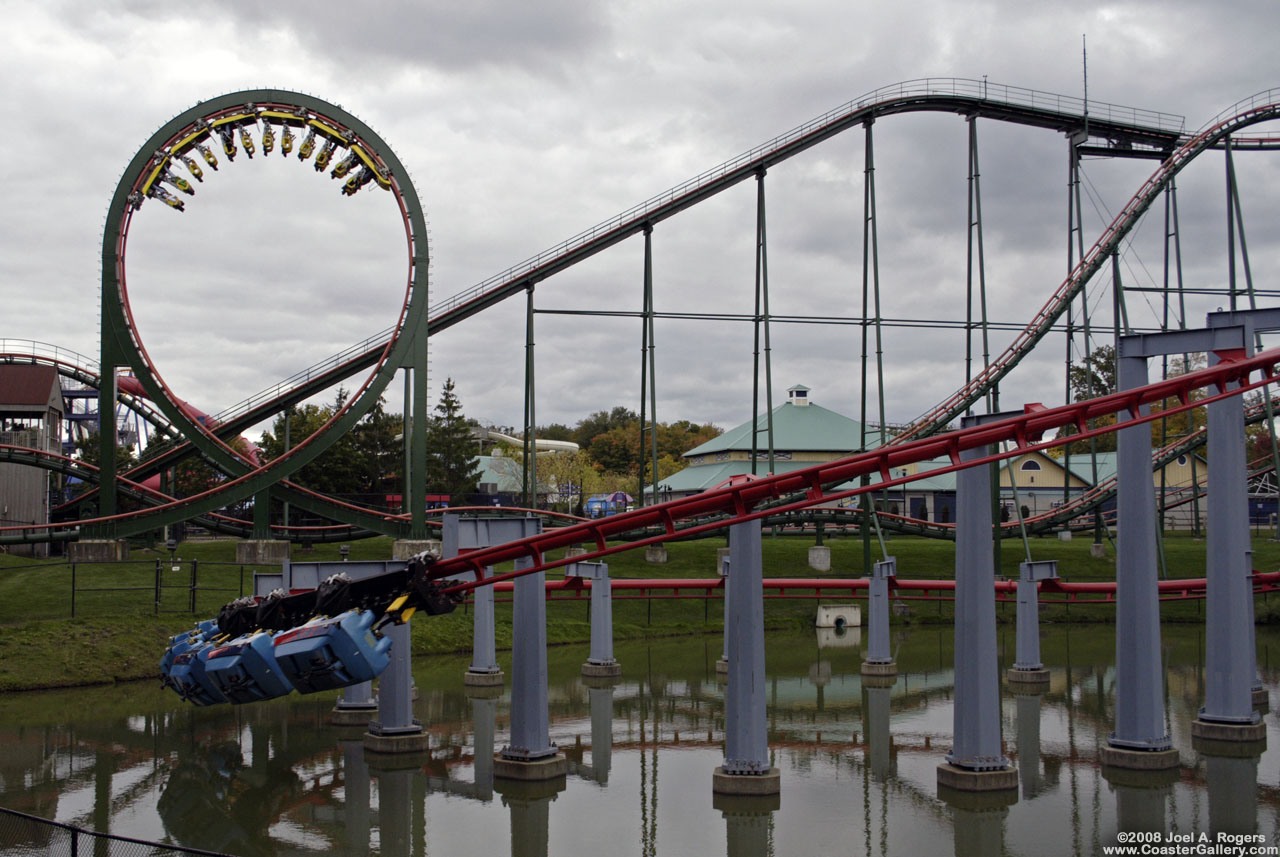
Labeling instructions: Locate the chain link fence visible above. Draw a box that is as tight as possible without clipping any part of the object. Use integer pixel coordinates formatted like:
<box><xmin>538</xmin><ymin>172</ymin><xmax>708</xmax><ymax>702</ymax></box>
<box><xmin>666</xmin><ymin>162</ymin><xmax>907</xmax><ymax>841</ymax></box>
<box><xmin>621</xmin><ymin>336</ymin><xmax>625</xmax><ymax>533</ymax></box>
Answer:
<box><xmin>0</xmin><ymin>807</ymin><xmax>235</xmax><ymax>857</ymax></box>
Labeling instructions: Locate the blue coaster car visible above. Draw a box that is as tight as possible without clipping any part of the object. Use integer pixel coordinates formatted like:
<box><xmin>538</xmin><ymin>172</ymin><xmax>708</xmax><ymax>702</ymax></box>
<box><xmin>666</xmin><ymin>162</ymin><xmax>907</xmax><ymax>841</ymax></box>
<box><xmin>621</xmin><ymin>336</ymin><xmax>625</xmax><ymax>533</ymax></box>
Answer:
<box><xmin>160</xmin><ymin>619</ymin><xmax>223</xmax><ymax>696</ymax></box>
<box><xmin>166</xmin><ymin>642</ymin><xmax>229</xmax><ymax>706</ymax></box>
<box><xmin>273</xmin><ymin>610</ymin><xmax>393</xmax><ymax>694</ymax></box>
<box><xmin>204</xmin><ymin>631</ymin><xmax>294</xmax><ymax>704</ymax></box>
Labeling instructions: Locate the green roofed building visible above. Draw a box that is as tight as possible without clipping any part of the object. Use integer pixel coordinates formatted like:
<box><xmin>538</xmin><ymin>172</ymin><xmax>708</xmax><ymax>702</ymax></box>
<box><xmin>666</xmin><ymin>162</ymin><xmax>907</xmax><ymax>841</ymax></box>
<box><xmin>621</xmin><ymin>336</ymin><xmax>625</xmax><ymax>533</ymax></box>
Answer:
<box><xmin>650</xmin><ymin>385</ymin><xmax>887</xmax><ymax>502</ymax></box>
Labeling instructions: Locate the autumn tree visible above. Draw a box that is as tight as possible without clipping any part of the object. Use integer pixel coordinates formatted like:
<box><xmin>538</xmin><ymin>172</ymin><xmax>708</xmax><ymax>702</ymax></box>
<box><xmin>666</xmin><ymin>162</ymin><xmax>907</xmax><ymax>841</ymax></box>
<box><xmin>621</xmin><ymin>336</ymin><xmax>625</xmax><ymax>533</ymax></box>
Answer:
<box><xmin>424</xmin><ymin>378</ymin><xmax>481</xmax><ymax>498</ymax></box>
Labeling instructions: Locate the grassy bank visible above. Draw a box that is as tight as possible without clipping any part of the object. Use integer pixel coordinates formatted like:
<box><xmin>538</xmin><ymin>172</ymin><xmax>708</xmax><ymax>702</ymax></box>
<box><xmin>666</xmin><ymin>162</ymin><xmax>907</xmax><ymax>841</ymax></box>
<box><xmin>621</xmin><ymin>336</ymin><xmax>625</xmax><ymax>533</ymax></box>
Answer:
<box><xmin>1</xmin><ymin>530</ymin><xmax>1276</xmax><ymax>692</ymax></box>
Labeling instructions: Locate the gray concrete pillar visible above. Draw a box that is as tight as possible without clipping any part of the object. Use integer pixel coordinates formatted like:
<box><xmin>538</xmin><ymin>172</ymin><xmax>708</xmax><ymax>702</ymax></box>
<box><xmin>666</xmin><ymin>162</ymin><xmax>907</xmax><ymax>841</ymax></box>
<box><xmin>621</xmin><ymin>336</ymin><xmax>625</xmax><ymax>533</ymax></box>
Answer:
<box><xmin>1103</xmin><ymin>351</ymin><xmax>1177</xmax><ymax>770</ymax></box>
<box><xmin>714</xmin><ymin>520</ymin><xmax>780</xmax><ymax>795</ymax></box>
<box><xmin>496</xmin><ymin>556</ymin><xmax>567</xmax><ymax>780</ymax></box>
<box><xmin>569</xmin><ymin>562</ymin><xmax>621</xmax><ymax>678</ymax></box>
<box><xmin>465</xmin><ymin>576</ymin><xmax>504</xmax><ymax>687</ymax></box>
<box><xmin>1195</xmin><ymin>377</ymin><xmax>1266</xmax><ymax>742</ymax></box>
<box><xmin>861</xmin><ymin>557</ymin><xmax>897</xmax><ymax>678</ymax></box>
<box><xmin>363</xmin><ymin>621</ymin><xmax>428</xmax><ymax>754</ymax></box>
<box><xmin>939</xmin><ymin>413</ymin><xmax>1016</xmax><ymax>794</ymax></box>
<box><xmin>1008</xmin><ymin>560</ymin><xmax>1055</xmax><ymax>687</ymax></box>
<box><xmin>332</xmin><ymin>680</ymin><xmax>377</xmax><ymax>727</ymax></box>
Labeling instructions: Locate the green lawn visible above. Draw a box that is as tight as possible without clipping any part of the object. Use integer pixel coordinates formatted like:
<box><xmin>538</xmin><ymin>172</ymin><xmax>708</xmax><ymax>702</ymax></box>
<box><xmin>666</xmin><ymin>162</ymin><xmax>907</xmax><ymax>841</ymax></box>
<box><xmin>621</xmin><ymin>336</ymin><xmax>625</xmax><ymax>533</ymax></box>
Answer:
<box><xmin>0</xmin><ymin>530</ymin><xmax>1276</xmax><ymax>692</ymax></box>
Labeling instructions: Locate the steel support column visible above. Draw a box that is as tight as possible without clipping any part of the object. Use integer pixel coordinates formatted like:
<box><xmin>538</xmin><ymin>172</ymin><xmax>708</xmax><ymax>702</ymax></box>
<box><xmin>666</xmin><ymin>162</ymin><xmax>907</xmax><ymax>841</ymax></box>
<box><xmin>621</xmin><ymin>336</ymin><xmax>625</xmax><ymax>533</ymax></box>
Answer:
<box><xmin>946</xmin><ymin>412</ymin><xmax>1012</xmax><ymax>775</ymax></box>
<box><xmin>750</xmin><ymin>172</ymin><xmax>774</xmax><ymax>475</ymax></box>
<box><xmin>714</xmin><ymin>519</ymin><xmax>779</xmax><ymax>793</ymax></box>
<box><xmin>569</xmin><ymin>561</ymin><xmax>620</xmax><ymax>677</ymax></box>
<box><xmin>523</xmin><ymin>286</ymin><xmax>536</xmax><ymax>508</ymax></box>
<box><xmin>1198</xmin><ymin>370</ymin><xmax>1260</xmax><ymax>727</ymax></box>
<box><xmin>638</xmin><ymin>225</ymin><xmax>655</xmax><ymax>502</ymax></box>
<box><xmin>861</xmin><ymin>557</ymin><xmax>896</xmax><ymax>676</ymax></box>
<box><xmin>503</xmin><ymin>554</ymin><xmax>559</xmax><ymax>762</ymax></box>
<box><xmin>1008</xmin><ymin>560</ymin><xmax>1056</xmax><ymax>687</ymax></box>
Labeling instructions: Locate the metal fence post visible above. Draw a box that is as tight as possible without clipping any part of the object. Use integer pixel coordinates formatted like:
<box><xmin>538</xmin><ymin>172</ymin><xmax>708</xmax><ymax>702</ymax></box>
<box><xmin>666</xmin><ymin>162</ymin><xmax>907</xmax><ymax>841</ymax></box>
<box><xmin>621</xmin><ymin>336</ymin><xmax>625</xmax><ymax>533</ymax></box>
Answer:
<box><xmin>189</xmin><ymin>559</ymin><xmax>198</xmax><ymax>613</ymax></box>
<box><xmin>70</xmin><ymin>563</ymin><xmax>76</xmax><ymax>618</ymax></box>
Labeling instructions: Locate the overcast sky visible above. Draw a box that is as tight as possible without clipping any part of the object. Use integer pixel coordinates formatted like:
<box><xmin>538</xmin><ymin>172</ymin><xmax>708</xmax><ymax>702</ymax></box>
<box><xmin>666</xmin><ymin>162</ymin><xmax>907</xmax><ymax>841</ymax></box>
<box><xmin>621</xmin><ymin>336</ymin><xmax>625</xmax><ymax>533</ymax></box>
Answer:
<box><xmin>3</xmin><ymin>0</ymin><xmax>1278</xmax><ymax>443</ymax></box>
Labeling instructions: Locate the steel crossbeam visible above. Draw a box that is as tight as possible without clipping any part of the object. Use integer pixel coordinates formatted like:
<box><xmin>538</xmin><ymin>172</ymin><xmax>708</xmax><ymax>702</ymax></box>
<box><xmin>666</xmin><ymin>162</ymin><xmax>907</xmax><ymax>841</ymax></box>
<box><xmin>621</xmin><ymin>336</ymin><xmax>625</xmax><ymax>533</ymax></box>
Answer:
<box><xmin>428</xmin><ymin>346</ymin><xmax>1280</xmax><ymax>593</ymax></box>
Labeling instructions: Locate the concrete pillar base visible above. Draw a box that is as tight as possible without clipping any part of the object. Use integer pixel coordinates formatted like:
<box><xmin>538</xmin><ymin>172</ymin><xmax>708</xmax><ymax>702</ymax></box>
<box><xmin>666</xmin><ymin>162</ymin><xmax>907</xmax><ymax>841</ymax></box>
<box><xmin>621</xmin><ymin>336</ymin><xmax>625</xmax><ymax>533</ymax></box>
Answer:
<box><xmin>1100</xmin><ymin>764</ymin><xmax>1180</xmax><ymax>789</ymax></box>
<box><xmin>330</xmin><ymin>705</ymin><xmax>377</xmax><ymax>727</ymax></box>
<box><xmin>645</xmin><ymin>545</ymin><xmax>669</xmax><ymax>564</ymax></box>
<box><xmin>937</xmin><ymin>783</ymin><xmax>1018</xmax><ymax>811</ymax></box>
<box><xmin>807</xmin><ymin>545</ymin><xmax>831</xmax><ymax>572</ymax></box>
<box><xmin>391</xmin><ymin>539</ymin><xmax>440</xmax><ymax>561</ymax></box>
<box><xmin>68</xmin><ymin>540</ymin><xmax>128</xmax><ymax>562</ymax></box>
<box><xmin>493</xmin><ymin>776</ymin><xmax>567</xmax><ymax>802</ymax></box>
<box><xmin>1099</xmin><ymin>745</ymin><xmax>1180</xmax><ymax>771</ymax></box>
<box><xmin>1253</xmin><ymin>688</ymin><xmax>1269</xmax><ymax>709</ymax></box>
<box><xmin>1192</xmin><ymin>735</ymin><xmax>1268</xmax><ymax>758</ymax></box>
<box><xmin>363</xmin><ymin>729</ymin><xmax>430</xmax><ymax>755</ymax></box>
<box><xmin>1089</xmin><ymin>542</ymin><xmax>1106</xmax><ymax>559</ymax></box>
<box><xmin>712</xmin><ymin>792</ymin><xmax>781</xmax><ymax>814</ymax></box>
<box><xmin>861</xmin><ymin>673</ymin><xmax>898</xmax><ymax>689</ymax></box>
<box><xmin>464</xmin><ymin>670</ymin><xmax>505</xmax><ymax>687</ymax></box>
<box><xmin>565</xmin><ymin>546</ymin><xmax>588</xmax><ymax>558</ymax></box>
<box><xmin>861</xmin><ymin>660</ymin><xmax>897</xmax><ymax>677</ymax></box>
<box><xmin>494</xmin><ymin>752</ymin><xmax>568</xmax><ymax>782</ymax></box>
<box><xmin>581</xmin><ymin>661</ymin><xmax>622</xmax><ymax>678</ymax></box>
<box><xmin>1006</xmin><ymin>668</ymin><xmax>1051</xmax><ymax>689</ymax></box>
<box><xmin>464</xmin><ymin>683</ymin><xmax>504</xmax><ymax>700</ymax></box>
<box><xmin>235</xmin><ymin>540</ymin><xmax>290</xmax><ymax>564</ymax></box>
<box><xmin>582</xmin><ymin>674</ymin><xmax>622</xmax><ymax>690</ymax></box>
<box><xmin>936</xmin><ymin>763</ymin><xmax>1018</xmax><ymax>793</ymax></box>
<box><xmin>715</xmin><ymin>658</ymin><xmax>729</xmax><ymax>674</ymax></box>
<box><xmin>712</xmin><ymin>766</ymin><xmax>781</xmax><ymax>796</ymax></box>
<box><xmin>1191</xmin><ymin>718</ymin><xmax>1266</xmax><ymax>744</ymax></box>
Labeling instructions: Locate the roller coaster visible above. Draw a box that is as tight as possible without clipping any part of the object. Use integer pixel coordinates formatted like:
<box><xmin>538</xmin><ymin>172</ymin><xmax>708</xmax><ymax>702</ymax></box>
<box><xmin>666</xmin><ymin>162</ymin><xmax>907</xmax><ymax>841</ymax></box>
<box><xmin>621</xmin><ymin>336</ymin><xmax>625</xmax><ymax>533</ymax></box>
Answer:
<box><xmin>4</xmin><ymin>80</ymin><xmax>1279</xmax><ymax>550</ymax></box>
<box><xmin>3</xmin><ymin>83</ymin><xmax>1280</xmax><ymax>706</ymax></box>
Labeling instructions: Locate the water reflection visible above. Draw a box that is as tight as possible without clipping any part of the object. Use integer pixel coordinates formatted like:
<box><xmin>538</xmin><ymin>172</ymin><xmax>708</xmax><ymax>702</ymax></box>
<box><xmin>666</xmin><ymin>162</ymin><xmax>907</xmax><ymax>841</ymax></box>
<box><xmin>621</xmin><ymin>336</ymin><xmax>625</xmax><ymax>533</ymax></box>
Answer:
<box><xmin>0</xmin><ymin>626</ymin><xmax>1276</xmax><ymax>856</ymax></box>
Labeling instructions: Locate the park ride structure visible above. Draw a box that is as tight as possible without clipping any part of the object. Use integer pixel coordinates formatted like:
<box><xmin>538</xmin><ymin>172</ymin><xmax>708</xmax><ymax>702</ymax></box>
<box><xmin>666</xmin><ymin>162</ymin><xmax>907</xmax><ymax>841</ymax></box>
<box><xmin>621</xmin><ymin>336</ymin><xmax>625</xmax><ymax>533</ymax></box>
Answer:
<box><xmin>5</xmin><ymin>81</ymin><xmax>1280</xmax><ymax>552</ymax></box>
<box><xmin>0</xmin><ymin>78</ymin><xmax>1269</xmax><ymax>802</ymax></box>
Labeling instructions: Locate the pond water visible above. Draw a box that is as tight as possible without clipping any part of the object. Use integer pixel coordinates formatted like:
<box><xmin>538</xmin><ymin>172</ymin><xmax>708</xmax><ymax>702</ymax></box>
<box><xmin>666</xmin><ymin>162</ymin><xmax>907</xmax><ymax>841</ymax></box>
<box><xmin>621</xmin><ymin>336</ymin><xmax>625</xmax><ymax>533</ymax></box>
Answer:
<box><xmin>2</xmin><ymin>623</ymin><xmax>1279</xmax><ymax>856</ymax></box>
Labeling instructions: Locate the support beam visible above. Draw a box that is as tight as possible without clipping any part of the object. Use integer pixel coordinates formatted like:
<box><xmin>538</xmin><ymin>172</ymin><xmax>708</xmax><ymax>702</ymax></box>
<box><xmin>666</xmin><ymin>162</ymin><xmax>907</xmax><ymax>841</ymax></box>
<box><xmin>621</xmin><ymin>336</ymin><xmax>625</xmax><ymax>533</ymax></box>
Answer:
<box><xmin>714</xmin><ymin>520</ymin><xmax>780</xmax><ymax>795</ymax></box>
<box><xmin>444</xmin><ymin>515</ymin><xmax>542</xmax><ymax>687</ymax></box>
<box><xmin>861</xmin><ymin>557</ymin><xmax>897</xmax><ymax>681</ymax></box>
<box><xmin>1102</xmin><ymin>340</ymin><xmax>1182</xmax><ymax>770</ymax></box>
<box><xmin>939</xmin><ymin>412</ymin><xmax>1016</xmax><ymax>794</ymax></box>
<box><xmin>568</xmin><ymin>562</ymin><xmax>621</xmax><ymax>678</ymax></box>
<box><xmin>1194</xmin><ymin>352</ymin><xmax>1266</xmax><ymax>743</ymax></box>
<box><xmin>497</xmin><ymin>554</ymin><xmax>568</xmax><ymax>781</ymax></box>
<box><xmin>1007</xmin><ymin>560</ymin><xmax>1056</xmax><ymax>688</ymax></box>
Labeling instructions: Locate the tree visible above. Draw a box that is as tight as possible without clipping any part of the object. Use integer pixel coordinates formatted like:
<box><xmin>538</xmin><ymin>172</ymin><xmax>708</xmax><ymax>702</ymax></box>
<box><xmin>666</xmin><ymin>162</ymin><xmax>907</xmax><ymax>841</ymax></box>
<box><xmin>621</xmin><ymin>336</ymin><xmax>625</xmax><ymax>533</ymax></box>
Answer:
<box><xmin>425</xmin><ymin>378</ymin><xmax>481</xmax><ymax>498</ymax></box>
<box><xmin>1056</xmin><ymin>345</ymin><xmax>1119</xmax><ymax>454</ymax></box>
<box><xmin>257</xmin><ymin>387</ymin><xmax>401</xmax><ymax>498</ymax></box>
<box><xmin>572</xmin><ymin>407</ymin><xmax>638</xmax><ymax>450</ymax></box>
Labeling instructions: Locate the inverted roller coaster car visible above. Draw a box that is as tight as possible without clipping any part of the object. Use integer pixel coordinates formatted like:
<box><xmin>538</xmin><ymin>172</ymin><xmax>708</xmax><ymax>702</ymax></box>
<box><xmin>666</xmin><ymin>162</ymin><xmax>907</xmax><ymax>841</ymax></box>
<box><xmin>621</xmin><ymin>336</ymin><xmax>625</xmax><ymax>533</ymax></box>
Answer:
<box><xmin>273</xmin><ymin>610</ymin><xmax>393</xmax><ymax>693</ymax></box>
<box><xmin>166</xmin><ymin>643</ymin><xmax>228</xmax><ymax>707</ymax></box>
<box><xmin>204</xmin><ymin>631</ymin><xmax>294</xmax><ymax>704</ymax></box>
<box><xmin>159</xmin><ymin>618</ymin><xmax>221</xmax><ymax>678</ymax></box>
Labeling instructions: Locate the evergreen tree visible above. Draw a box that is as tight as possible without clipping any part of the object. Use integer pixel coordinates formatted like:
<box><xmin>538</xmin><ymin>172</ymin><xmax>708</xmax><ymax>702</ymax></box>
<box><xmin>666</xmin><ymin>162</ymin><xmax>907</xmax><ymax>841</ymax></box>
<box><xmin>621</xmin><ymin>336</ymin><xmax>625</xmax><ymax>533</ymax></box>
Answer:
<box><xmin>425</xmin><ymin>378</ymin><xmax>481</xmax><ymax>498</ymax></box>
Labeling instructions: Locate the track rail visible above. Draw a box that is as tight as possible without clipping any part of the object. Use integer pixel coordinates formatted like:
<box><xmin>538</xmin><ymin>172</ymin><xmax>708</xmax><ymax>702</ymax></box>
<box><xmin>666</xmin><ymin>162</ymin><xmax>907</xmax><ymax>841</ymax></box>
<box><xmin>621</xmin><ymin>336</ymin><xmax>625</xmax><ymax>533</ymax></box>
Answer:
<box><xmin>418</xmin><ymin>346</ymin><xmax>1280</xmax><ymax>592</ymax></box>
